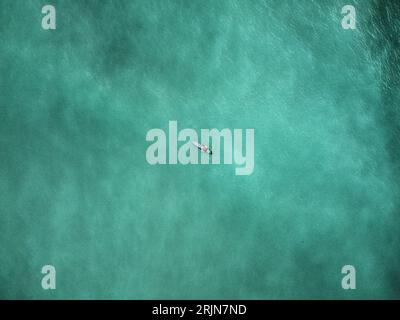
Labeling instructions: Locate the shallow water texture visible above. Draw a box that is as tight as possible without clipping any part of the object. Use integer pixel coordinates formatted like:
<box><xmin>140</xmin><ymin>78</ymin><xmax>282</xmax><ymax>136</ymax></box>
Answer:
<box><xmin>1</xmin><ymin>0</ymin><xmax>399</xmax><ymax>299</ymax></box>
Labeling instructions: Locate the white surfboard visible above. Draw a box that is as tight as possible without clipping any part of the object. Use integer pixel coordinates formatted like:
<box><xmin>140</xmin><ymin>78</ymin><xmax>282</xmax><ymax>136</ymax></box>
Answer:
<box><xmin>192</xmin><ymin>141</ymin><xmax>212</xmax><ymax>155</ymax></box>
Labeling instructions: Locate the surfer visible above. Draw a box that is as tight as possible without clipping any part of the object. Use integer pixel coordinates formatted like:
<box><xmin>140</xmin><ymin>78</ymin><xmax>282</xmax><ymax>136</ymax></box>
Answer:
<box><xmin>192</xmin><ymin>141</ymin><xmax>212</xmax><ymax>155</ymax></box>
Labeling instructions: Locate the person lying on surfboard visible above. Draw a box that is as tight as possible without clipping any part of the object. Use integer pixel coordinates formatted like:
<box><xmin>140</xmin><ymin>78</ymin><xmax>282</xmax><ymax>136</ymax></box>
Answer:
<box><xmin>192</xmin><ymin>141</ymin><xmax>212</xmax><ymax>155</ymax></box>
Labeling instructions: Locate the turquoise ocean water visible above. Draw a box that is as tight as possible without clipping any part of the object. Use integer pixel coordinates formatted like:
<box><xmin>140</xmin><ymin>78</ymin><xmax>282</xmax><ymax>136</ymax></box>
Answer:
<box><xmin>0</xmin><ymin>0</ymin><xmax>399</xmax><ymax>299</ymax></box>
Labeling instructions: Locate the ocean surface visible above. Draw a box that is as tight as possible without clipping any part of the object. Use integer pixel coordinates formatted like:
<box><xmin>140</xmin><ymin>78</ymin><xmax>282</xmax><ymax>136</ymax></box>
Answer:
<box><xmin>1</xmin><ymin>0</ymin><xmax>399</xmax><ymax>299</ymax></box>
